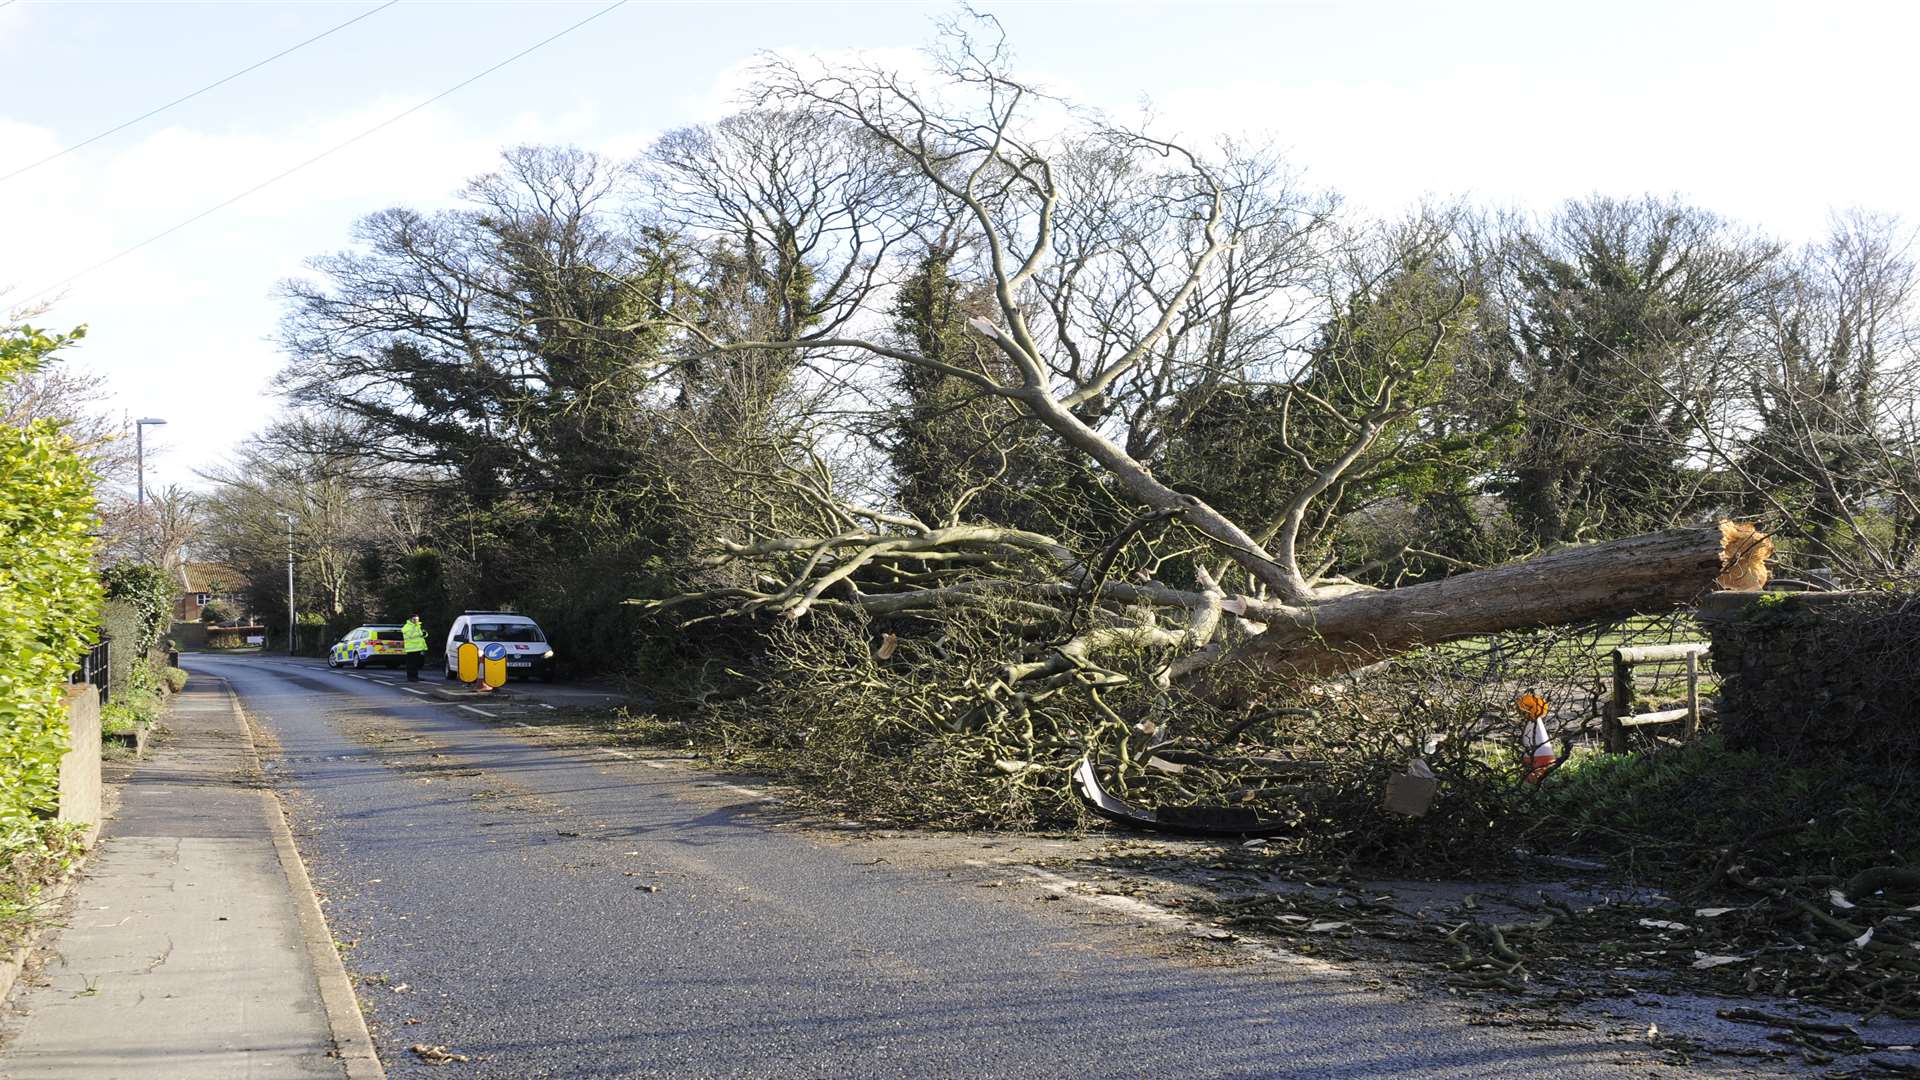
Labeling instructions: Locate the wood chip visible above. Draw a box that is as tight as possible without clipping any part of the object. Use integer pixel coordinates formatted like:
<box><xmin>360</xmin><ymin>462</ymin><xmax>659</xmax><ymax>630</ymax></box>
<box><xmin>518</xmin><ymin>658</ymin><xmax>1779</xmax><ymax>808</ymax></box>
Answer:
<box><xmin>410</xmin><ymin>1044</ymin><xmax>470</xmax><ymax>1065</ymax></box>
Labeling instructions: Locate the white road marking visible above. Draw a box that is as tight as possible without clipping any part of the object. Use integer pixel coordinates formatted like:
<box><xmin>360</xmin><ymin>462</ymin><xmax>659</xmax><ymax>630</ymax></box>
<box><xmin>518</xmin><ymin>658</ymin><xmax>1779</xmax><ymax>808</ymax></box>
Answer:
<box><xmin>539</xmin><ymin>703</ymin><xmax>556</xmax><ymax>710</ymax></box>
<box><xmin>346</xmin><ymin>674</ymin><xmax>368</xmax><ymax>680</ymax></box>
<box><xmin>513</xmin><ymin>722</ymin><xmax>533</xmax><ymax>729</ymax></box>
<box><xmin>595</xmin><ymin>750</ymin><xmax>754</xmax><ymax>796</ymax></box>
<box><xmin>458</xmin><ymin>705</ymin><xmax>495</xmax><ymax>718</ymax></box>
<box><xmin>960</xmin><ymin>859</ymin><xmax>1342</xmax><ymax>975</ymax></box>
<box><xmin>401</xmin><ymin>688</ymin><xmax>427</xmax><ymax>696</ymax></box>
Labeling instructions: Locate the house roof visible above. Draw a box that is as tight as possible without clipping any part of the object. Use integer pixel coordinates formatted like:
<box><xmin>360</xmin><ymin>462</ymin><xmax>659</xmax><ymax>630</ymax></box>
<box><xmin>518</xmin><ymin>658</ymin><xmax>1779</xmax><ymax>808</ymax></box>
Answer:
<box><xmin>182</xmin><ymin>562</ymin><xmax>247</xmax><ymax>594</ymax></box>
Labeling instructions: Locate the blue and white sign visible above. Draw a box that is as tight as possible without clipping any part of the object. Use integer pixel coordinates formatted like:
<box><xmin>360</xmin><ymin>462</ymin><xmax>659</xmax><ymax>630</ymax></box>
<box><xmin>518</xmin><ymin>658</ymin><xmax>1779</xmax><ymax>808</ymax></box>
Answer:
<box><xmin>482</xmin><ymin>642</ymin><xmax>508</xmax><ymax>661</ymax></box>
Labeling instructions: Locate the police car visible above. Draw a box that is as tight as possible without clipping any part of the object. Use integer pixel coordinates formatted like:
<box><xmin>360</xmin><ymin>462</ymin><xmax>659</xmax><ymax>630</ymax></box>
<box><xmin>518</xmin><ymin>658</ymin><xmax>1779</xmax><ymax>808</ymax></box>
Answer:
<box><xmin>328</xmin><ymin>625</ymin><xmax>407</xmax><ymax>669</ymax></box>
<box><xmin>442</xmin><ymin>611</ymin><xmax>556</xmax><ymax>682</ymax></box>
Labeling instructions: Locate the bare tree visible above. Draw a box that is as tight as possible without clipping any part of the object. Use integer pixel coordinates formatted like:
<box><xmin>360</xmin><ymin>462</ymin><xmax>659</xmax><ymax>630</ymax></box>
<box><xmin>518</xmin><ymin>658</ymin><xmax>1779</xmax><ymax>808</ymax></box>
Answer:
<box><xmin>139</xmin><ymin>484</ymin><xmax>199</xmax><ymax>572</ymax></box>
<box><xmin>199</xmin><ymin>422</ymin><xmax>396</xmax><ymax>625</ymax></box>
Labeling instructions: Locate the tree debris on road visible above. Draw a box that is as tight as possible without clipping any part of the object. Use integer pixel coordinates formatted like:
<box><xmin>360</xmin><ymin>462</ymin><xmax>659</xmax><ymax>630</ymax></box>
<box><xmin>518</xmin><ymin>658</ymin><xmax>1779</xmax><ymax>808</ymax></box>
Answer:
<box><xmin>409</xmin><ymin>1043</ymin><xmax>471</xmax><ymax>1066</ymax></box>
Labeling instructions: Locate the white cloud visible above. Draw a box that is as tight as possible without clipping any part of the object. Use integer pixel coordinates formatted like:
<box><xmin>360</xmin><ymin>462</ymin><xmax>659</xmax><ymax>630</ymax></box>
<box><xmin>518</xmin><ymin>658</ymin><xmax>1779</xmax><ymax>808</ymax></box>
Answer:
<box><xmin>0</xmin><ymin>92</ymin><xmax>631</xmax><ymax>490</ymax></box>
<box><xmin>0</xmin><ymin>2</ymin><xmax>27</xmax><ymax>43</ymax></box>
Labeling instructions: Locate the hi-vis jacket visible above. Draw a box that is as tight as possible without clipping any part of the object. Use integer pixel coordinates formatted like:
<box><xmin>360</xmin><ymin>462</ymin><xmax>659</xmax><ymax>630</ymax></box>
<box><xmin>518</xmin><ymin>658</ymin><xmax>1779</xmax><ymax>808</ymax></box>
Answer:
<box><xmin>401</xmin><ymin>619</ymin><xmax>428</xmax><ymax>653</ymax></box>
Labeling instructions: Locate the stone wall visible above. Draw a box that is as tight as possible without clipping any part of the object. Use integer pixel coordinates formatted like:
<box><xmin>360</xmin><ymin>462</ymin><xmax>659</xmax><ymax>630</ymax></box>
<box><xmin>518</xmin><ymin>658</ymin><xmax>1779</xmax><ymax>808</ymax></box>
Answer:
<box><xmin>1698</xmin><ymin>590</ymin><xmax>1920</xmax><ymax>766</ymax></box>
<box><xmin>57</xmin><ymin>684</ymin><xmax>102</xmax><ymax>844</ymax></box>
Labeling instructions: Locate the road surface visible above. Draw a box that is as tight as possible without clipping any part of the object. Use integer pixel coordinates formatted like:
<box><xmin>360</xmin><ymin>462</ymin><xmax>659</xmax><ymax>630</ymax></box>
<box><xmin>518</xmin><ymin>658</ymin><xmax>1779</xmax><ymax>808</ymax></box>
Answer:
<box><xmin>189</xmin><ymin>652</ymin><xmax>1718</xmax><ymax>1079</ymax></box>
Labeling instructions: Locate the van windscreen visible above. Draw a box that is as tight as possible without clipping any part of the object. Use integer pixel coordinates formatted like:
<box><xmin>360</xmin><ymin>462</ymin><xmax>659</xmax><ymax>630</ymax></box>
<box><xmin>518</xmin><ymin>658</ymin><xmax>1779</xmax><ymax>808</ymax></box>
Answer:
<box><xmin>470</xmin><ymin>622</ymin><xmax>544</xmax><ymax>643</ymax></box>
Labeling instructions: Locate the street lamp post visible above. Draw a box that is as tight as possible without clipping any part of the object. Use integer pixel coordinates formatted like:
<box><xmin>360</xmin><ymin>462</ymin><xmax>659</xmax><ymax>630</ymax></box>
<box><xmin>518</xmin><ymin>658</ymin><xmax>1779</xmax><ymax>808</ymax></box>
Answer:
<box><xmin>134</xmin><ymin>417</ymin><xmax>167</xmax><ymax>507</ymax></box>
<box><xmin>275</xmin><ymin>512</ymin><xmax>296</xmax><ymax>657</ymax></box>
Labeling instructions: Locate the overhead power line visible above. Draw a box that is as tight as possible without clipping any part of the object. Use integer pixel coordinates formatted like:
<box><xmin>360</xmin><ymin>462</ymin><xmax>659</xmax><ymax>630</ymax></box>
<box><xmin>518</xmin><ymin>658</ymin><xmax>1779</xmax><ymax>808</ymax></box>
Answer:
<box><xmin>1</xmin><ymin>1</ymin><xmax>401</xmax><ymax>185</ymax></box>
<box><xmin>20</xmin><ymin>0</ymin><xmax>629</xmax><ymax>307</ymax></box>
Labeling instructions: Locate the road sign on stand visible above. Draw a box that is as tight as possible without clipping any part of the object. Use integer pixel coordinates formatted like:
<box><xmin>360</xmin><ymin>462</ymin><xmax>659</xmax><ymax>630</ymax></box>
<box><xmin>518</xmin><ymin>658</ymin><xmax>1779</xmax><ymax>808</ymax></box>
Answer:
<box><xmin>458</xmin><ymin>642</ymin><xmax>480</xmax><ymax>683</ymax></box>
<box><xmin>481</xmin><ymin>641</ymin><xmax>508</xmax><ymax>689</ymax></box>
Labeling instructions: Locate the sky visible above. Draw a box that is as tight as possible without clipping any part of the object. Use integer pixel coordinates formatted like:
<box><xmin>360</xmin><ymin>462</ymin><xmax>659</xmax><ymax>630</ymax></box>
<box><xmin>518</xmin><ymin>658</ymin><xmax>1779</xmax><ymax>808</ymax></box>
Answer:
<box><xmin>2</xmin><ymin>0</ymin><xmax>1916</xmax><ymax>491</ymax></box>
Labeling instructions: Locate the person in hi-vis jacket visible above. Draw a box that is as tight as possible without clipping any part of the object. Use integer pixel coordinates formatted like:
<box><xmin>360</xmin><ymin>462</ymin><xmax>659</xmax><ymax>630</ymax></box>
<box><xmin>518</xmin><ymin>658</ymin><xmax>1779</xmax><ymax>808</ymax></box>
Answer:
<box><xmin>402</xmin><ymin>614</ymin><xmax>429</xmax><ymax>681</ymax></box>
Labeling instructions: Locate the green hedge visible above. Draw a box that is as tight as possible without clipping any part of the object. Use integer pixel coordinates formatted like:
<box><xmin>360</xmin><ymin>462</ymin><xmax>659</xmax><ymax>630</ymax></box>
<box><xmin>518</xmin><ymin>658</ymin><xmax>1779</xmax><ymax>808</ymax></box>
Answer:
<box><xmin>100</xmin><ymin>599</ymin><xmax>145</xmax><ymax>702</ymax></box>
<box><xmin>101</xmin><ymin>563</ymin><xmax>175</xmax><ymax>656</ymax></box>
<box><xmin>0</xmin><ymin>327</ymin><xmax>103</xmax><ymax>848</ymax></box>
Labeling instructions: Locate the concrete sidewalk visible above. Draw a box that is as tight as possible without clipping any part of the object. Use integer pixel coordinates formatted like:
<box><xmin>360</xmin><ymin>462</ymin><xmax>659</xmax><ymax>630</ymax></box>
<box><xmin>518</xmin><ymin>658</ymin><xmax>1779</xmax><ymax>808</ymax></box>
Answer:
<box><xmin>0</xmin><ymin>677</ymin><xmax>380</xmax><ymax>1079</ymax></box>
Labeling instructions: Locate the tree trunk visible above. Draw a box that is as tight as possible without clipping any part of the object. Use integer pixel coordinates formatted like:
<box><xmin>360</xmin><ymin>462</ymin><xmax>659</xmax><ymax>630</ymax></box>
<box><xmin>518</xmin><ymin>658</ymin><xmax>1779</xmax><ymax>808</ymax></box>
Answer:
<box><xmin>1223</xmin><ymin>522</ymin><xmax>1771</xmax><ymax>683</ymax></box>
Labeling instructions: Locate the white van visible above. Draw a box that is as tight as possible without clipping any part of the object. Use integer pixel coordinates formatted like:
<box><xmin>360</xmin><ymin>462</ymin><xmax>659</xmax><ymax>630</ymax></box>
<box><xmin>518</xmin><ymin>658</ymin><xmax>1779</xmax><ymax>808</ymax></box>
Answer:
<box><xmin>443</xmin><ymin>611</ymin><xmax>556</xmax><ymax>682</ymax></box>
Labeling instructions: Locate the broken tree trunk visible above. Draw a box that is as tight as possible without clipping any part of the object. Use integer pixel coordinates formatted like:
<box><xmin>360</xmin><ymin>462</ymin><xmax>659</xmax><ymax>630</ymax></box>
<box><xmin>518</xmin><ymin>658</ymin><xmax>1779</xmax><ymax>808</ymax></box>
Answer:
<box><xmin>1224</xmin><ymin>523</ymin><xmax>1771</xmax><ymax>684</ymax></box>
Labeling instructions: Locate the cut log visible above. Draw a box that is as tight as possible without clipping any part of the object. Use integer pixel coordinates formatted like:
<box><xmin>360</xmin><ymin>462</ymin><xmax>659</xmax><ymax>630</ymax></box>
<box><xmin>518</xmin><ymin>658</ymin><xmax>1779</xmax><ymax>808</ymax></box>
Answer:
<box><xmin>1221</xmin><ymin>522</ymin><xmax>1768</xmax><ymax>685</ymax></box>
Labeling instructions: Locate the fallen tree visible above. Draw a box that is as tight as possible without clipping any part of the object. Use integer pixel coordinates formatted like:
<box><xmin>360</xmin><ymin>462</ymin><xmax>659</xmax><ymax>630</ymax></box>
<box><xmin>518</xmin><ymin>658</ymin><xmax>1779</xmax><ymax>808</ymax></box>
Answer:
<box><xmin>1224</xmin><ymin>521</ymin><xmax>1772</xmax><ymax>683</ymax></box>
<box><xmin>635</xmin><ymin>21</ymin><xmax>1773</xmax><ymax>720</ymax></box>
<box><xmin>657</xmin><ymin>424</ymin><xmax>1769</xmax><ymax>682</ymax></box>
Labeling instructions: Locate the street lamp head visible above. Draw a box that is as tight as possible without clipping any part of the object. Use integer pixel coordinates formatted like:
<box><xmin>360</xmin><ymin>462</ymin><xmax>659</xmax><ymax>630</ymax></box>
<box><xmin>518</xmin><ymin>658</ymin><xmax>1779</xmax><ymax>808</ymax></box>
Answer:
<box><xmin>136</xmin><ymin>417</ymin><xmax>167</xmax><ymax>426</ymax></box>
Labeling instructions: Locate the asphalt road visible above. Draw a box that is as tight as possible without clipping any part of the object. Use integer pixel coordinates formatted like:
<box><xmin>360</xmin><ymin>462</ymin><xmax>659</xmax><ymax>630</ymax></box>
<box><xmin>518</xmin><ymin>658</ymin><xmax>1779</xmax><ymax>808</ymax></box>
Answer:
<box><xmin>189</xmin><ymin>652</ymin><xmax>1686</xmax><ymax>1079</ymax></box>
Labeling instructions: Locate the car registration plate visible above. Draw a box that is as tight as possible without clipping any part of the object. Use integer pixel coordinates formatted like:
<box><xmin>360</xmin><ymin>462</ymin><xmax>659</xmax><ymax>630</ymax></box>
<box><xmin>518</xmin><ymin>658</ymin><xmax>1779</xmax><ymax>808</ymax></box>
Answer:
<box><xmin>507</xmin><ymin>660</ymin><xmax>533</xmax><ymax>667</ymax></box>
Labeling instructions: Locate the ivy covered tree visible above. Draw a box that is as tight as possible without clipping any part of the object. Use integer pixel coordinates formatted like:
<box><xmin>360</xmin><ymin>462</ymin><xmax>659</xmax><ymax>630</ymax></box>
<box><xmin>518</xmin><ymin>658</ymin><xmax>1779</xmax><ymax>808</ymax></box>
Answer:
<box><xmin>1159</xmin><ymin>236</ymin><xmax>1516</xmax><ymax>584</ymax></box>
<box><xmin>885</xmin><ymin>246</ymin><xmax>1106</xmax><ymax>538</ymax></box>
<box><xmin>1489</xmin><ymin>197</ymin><xmax>1776</xmax><ymax>545</ymax></box>
<box><xmin>1737</xmin><ymin>213</ymin><xmax>1920</xmax><ymax>571</ymax></box>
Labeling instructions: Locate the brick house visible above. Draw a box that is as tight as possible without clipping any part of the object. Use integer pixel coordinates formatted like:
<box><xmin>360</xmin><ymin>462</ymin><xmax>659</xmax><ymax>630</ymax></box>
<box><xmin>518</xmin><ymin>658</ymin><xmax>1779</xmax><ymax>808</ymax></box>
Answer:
<box><xmin>176</xmin><ymin>563</ymin><xmax>248</xmax><ymax>623</ymax></box>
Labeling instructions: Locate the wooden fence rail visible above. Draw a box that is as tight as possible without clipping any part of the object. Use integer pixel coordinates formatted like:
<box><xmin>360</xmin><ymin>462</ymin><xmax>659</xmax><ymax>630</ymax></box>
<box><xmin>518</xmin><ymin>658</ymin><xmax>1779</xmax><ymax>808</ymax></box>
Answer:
<box><xmin>1603</xmin><ymin>642</ymin><xmax>1709</xmax><ymax>753</ymax></box>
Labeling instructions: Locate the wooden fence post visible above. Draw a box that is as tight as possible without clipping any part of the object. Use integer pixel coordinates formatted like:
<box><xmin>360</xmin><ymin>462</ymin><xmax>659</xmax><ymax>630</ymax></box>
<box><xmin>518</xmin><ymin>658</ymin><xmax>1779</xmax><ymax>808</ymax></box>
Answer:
<box><xmin>1683</xmin><ymin>651</ymin><xmax>1700</xmax><ymax>739</ymax></box>
<box><xmin>1607</xmin><ymin>649</ymin><xmax>1631</xmax><ymax>754</ymax></box>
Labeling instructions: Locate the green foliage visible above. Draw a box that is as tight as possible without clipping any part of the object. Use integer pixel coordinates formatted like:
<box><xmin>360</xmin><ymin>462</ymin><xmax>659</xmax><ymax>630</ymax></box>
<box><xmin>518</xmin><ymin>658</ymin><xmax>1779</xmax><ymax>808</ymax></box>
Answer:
<box><xmin>101</xmin><ymin>563</ymin><xmax>176</xmax><ymax>656</ymax></box>
<box><xmin>165</xmin><ymin>667</ymin><xmax>189</xmax><ymax>694</ymax></box>
<box><xmin>198</xmin><ymin>598</ymin><xmax>238</xmax><ymax>624</ymax></box>
<box><xmin>884</xmin><ymin>249</ymin><xmax>1121</xmax><ymax>544</ymax></box>
<box><xmin>99</xmin><ymin>600</ymin><xmax>147</xmax><ymax>704</ymax></box>
<box><xmin>263</xmin><ymin>149</ymin><xmax>716</xmax><ymax>679</ymax></box>
<box><xmin>690</xmin><ymin>606</ymin><xmax>1101</xmax><ymax>829</ymax></box>
<box><xmin>887</xmin><ymin>250</ymin><xmax>1023</xmax><ymax>524</ymax></box>
<box><xmin>101</xmin><ymin>701</ymin><xmax>148</xmax><ymax>737</ymax></box>
<box><xmin>1536</xmin><ymin>741</ymin><xmax>1917</xmax><ymax>885</ymax></box>
<box><xmin>99</xmin><ymin>642</ymin><xmax>165</xmax><ymax>738</ymax></box>
<box><xmin>0</xmin><ymin>822</ymin><xmax>85</xmax><ymax>949</ymax></box>
<box><xmin>1494</xmin><ymin>197</ymin><xmax>1774</xmax><ymax>545</ymax></box>
<box><xmin>0</xmin><ymin>325</ymin><xmax>103</xmax><ymax>857</ymax></box>
<box><xmin>0</xmin><ymin>324</ymin><xmax>84</xmax><ymax>381</ymax></box>
<box><xmin>1160</xmin><ymin>259</ymin><xmax>1516</xmax><ymax>580</ymax></box>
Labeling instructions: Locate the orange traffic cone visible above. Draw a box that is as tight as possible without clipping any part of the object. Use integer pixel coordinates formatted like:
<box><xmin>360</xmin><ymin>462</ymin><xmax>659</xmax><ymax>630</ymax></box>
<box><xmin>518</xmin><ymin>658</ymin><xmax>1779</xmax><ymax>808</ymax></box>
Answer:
<box><xmin>1514</xmin><ymin>690</ymin><xmax>1555</xmax><ymax>783</ymax></box>
<box><xmin>1524</xmin><ymin>716</ymin><xmax>1556</xmax><ymax>783</ymax></box>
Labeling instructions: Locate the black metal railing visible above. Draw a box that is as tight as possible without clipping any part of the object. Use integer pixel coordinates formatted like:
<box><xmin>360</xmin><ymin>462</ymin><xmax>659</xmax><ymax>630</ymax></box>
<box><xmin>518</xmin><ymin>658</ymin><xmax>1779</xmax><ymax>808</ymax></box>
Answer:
<box><xmin>70</xmin><ymin>639</ymin><xmax>111</xmax><ymax>705</ymax></box>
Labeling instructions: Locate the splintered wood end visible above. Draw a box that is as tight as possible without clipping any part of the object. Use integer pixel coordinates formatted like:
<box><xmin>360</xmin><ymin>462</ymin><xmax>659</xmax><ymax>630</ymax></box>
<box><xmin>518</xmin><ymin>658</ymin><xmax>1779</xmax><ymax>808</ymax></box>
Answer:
<box><xmin>1717</xmin><ymin>521</ymin><xmax>1773</xmax><ymax>591</ymax></box>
